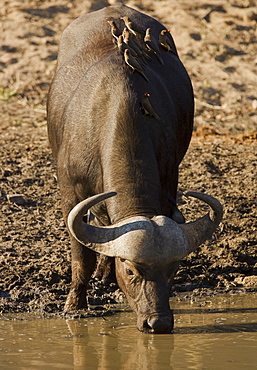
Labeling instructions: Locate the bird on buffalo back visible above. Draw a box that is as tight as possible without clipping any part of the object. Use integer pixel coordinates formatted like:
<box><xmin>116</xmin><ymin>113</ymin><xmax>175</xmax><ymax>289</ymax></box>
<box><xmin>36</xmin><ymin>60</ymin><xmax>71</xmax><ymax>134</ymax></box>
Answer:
<box><xmin>144</xmin><ymin>28</ymin><xmax>164</xmax><ymax>65</ymax></box>
<box><xmin>159</xmin><ymin>29</ymin><xmax>177</xmax><ymax>55</ymax></box>
<box><xmin>120</xmin><ymin>16</ymin><xmax>145</xmax><ymax>36</ymax></box>
<box><xmin>117</xmin><ymin>35</ymin><xmax>137</xmax><ymax>57</ymax></box>
<box><xmin>141</xmin><ymin>93</ymin><xmax>161</xmax><ymax>121</ymax></box>
<box><xmin>107</xmin><ymin>20</ymin><xmax>120</xmax><ymax>40</ymax></box>
<box><xmin>124</xmin><ymin>49</ymin><xmax>149</xmax><ymax>82</ymax></box>
<box><xmin>122</xmin><ymin>27</ymin><xmax>151</xmax><ymax>62</ymax></box>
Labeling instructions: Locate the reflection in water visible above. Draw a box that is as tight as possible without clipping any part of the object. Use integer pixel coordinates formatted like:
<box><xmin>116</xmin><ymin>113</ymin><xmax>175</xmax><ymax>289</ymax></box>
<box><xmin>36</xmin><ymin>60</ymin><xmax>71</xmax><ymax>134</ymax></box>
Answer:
<box><xmin>67</xmin><ymin>318</ymin><xmax>121</xmax><ymax>369</ymax></box>
<box><xmin>1</xmin><ymin>293</ymin><xmax>257</xmax><ymax>369</ymax></box>
<box><xmin>66</xmin><ymin>316</ymin><xmax>175</xmax><ymax>370</ymax></box>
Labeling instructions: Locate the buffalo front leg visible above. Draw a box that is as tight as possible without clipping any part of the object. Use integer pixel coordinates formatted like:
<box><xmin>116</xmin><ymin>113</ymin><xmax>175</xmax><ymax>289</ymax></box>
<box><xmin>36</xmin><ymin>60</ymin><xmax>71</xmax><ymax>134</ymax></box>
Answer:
<box><xmin>64</xmin><ymin>237</ymin><xmax>96</xmax><ymax>311</ymax></box>
<box><xmin>59</xmin><ymin>185</ymin><xmax>97</xmax><ymax>311</ymax></box>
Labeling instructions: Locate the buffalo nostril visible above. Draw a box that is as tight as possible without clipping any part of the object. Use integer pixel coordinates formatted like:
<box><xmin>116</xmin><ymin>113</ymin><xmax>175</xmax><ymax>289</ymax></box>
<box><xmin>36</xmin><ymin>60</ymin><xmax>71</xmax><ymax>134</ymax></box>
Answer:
<box><xmin>142</xmin><ymin>319</ymin><xmax>152</xmax><ymax>332</ymax></box>
<box><xmin>147</xmin><ymin>317</ymin><xmax>173</xmax><ymax>334</ymax></box>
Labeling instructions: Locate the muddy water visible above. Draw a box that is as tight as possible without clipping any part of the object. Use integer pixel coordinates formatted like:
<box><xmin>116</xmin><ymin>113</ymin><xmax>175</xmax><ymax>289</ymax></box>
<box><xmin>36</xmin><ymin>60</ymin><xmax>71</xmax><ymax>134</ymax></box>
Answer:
<box><xmin>1</xmin><ymin>293</ymin><xmax>257</xmax><ymax>370</ymax></box>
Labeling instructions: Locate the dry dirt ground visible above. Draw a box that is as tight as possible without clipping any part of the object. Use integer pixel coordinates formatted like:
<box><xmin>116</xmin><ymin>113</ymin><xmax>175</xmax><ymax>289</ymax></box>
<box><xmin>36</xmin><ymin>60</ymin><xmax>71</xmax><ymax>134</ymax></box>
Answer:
<box><xmin>0</xmin><ymin>0</ymin><xmax>256</xmax><ymax>315</ymax></box>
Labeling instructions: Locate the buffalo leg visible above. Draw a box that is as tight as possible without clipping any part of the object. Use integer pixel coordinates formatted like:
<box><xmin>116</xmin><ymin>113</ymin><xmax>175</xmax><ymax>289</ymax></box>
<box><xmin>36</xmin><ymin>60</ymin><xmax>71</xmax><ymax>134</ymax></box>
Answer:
<box><xmin>89</xmin><ymin>213</ymin><xmax>116</xmax><ymax>283</ymax></box>
<box><xmin>59</xmin><ymin>185</ymin><xmax>96</xmax><ymax>311</ymax></box>
<box><xmin>64</xmin><ymin>237</ymin><xmax>96</xmax><ymax>310</ymax></box>
<box><xmin>94</xmin><ymin>255</ymin><xmax>116</xmax><ymax>283</ymax></box>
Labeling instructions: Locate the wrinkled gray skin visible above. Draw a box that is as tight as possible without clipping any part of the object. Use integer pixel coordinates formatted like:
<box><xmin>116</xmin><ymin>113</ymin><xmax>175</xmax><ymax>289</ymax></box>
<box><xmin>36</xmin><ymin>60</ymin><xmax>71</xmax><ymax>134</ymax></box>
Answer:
<box><xmin>47</xmin><ymin>4</ymin><xmax>223</xmax><ymax>333</ymax></box>
<box><xmin>116</xmin><ymin>257</ymin><xmax>178</xmax><ymax>333</ymax></box>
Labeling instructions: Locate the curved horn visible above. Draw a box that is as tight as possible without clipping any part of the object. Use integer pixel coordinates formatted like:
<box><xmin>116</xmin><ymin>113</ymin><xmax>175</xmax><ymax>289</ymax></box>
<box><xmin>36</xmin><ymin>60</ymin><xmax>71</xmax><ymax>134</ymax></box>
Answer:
<box><xmin>68</xmin><ymin>191</ymin><xmax>223</xmax><ymax>263</ymax></box>
<box><xmin>178</xmin><ymin>191</ymin><xmax>223</xmax><ymax>255</ymax></box>
<box><xmin>67</xmin><ymin>192</ymin><xmax>117</xmax><ymax>246</ymax></box>
<box><xmin>68</xmin><ymin>192</ymin><xmax>164</xmax><ymax>261</ymax></box>
<box><xmin>68</xmin><ymin>192</ymin><xmax>156</xmax><ymax>261</ymax></box>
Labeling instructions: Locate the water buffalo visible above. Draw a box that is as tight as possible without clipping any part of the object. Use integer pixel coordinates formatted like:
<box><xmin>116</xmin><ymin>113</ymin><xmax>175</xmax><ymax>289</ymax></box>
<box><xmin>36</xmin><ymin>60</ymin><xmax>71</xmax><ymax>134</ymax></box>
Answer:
<box><xmin>47</xmin><ymin>3</ymin><xmax>223</xmax><ymax>333</ymax></box>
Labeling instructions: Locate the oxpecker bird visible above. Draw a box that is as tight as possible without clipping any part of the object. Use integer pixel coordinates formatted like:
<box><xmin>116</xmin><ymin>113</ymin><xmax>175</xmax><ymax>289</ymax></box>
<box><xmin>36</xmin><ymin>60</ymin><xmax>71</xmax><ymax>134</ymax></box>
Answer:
<box><xmin>117</xmin><ymin>35</ymin><xmax>137</xmax><ymax>57</ymax></box>
<box><xmin>123</xmin><ymin>27</ymin><xmax>151</xmax><ymax>61</ymax></box>
<box><xmin>107</xmin><ymin>20</ymin><xmax>120</xmax><ymax>40</ymax></box>
<box><xmin>141</xmin><ymin>93</ymin><xmax>161</xmax><ymax>121</ymax></box>
<box><xmin>120</xmin><ymin>16</ymin><xmax>145</xmax><ymax>36</ymax></box>
<box><xmin>159</xmin><ymin>30</ymin><xmax>177</xmax><ymax>55</ymax></box>
<box><xmin>124</xmin><ymin>49</ymin><xmax>149</xmax><ymax>82</ymax></box>
<box><xmin>144</xmin><ymin>28</ymin><xmax>164</xmax><ymax>65</ymax></box>
<box><xmin>122</xmin><ymin>27</ymin><xmax>142</xmax><ymax>55</ymax></box>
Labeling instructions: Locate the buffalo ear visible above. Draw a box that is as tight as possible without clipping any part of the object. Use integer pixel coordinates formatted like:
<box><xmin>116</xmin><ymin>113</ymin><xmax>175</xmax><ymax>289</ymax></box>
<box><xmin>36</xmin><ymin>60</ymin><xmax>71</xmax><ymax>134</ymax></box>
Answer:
<box><xmin>178</xmin><ymin>191</ymin><xmax>223</xmax><ymax>256</ymax></box>
<box><xmin>167</xmin><ymin>195</ymin><xmax>185</xmax><ymax>224</ymax></box>
<box><xmin>88</xmin><ymin>210</ymin><xmax>105</xmax><ymax>226</ymax></box>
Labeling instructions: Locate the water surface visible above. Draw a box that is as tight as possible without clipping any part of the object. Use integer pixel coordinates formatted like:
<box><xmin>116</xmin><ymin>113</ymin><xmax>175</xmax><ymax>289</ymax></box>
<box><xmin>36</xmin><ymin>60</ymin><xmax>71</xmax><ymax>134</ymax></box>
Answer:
<box><xmin>1</xmin><ymin>293</ymin><xmax>257</xmax><ymax>369</ymax></box>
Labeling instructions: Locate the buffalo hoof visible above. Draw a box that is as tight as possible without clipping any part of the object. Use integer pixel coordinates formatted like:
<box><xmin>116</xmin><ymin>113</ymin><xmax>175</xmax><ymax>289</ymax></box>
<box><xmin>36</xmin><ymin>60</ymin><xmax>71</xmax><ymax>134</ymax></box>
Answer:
<box><xmin>64</xmin><ymin>285</ymin><xmax>87</xmax><ymax>311</ymax></box>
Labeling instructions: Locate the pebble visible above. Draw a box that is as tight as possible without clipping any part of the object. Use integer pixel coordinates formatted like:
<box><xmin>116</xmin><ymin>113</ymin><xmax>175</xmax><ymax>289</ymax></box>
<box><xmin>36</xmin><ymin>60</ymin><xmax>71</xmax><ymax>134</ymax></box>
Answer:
<box><xmin>7</xmin><ymin>194</ymin><xmax>26</xmax><ymax>206</ymax></box>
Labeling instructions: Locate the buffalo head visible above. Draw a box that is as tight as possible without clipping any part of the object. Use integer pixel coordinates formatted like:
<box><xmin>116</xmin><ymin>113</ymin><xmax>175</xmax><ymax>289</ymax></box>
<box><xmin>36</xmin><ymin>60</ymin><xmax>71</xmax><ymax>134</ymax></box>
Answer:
<box><xmin>68</xmin><ymin>191</ymin><xmax>223</xmax><ymax>333</ymax></box>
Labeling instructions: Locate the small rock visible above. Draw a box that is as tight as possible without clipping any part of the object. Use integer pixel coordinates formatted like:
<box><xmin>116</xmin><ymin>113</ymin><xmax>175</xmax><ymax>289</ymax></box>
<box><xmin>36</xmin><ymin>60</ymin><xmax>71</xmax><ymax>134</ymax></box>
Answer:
<box><xmin>7</xmin><ymin>194</ymin><xmax>26</xmax><ymax>206</ymax></box>
<box><xmin>252</xmin><ymin>100</ymin><xmax>257</xmax><ymax>110</ymax></box>
<box><xmin>242</xmin><ymin>276</ymin><xmax>257</xmax><ymax>287</ymax></box>
<box><xmin>247</xmin><ymin>10</ymin><xmax>257</xmax><ymax>21</ymax></box>
<box><xmin>235</xmin><ymin>276</ymin><xmax>257</xmax><ymax>287</ymax></box>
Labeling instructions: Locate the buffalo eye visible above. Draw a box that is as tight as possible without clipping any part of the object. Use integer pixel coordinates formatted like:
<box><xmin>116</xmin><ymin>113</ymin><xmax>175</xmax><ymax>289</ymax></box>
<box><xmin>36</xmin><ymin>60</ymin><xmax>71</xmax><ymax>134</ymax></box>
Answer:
<box><xmin>126</xmin><ymin>268</ymin><xmax>134</xmax><ymax>276</ymax></box>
